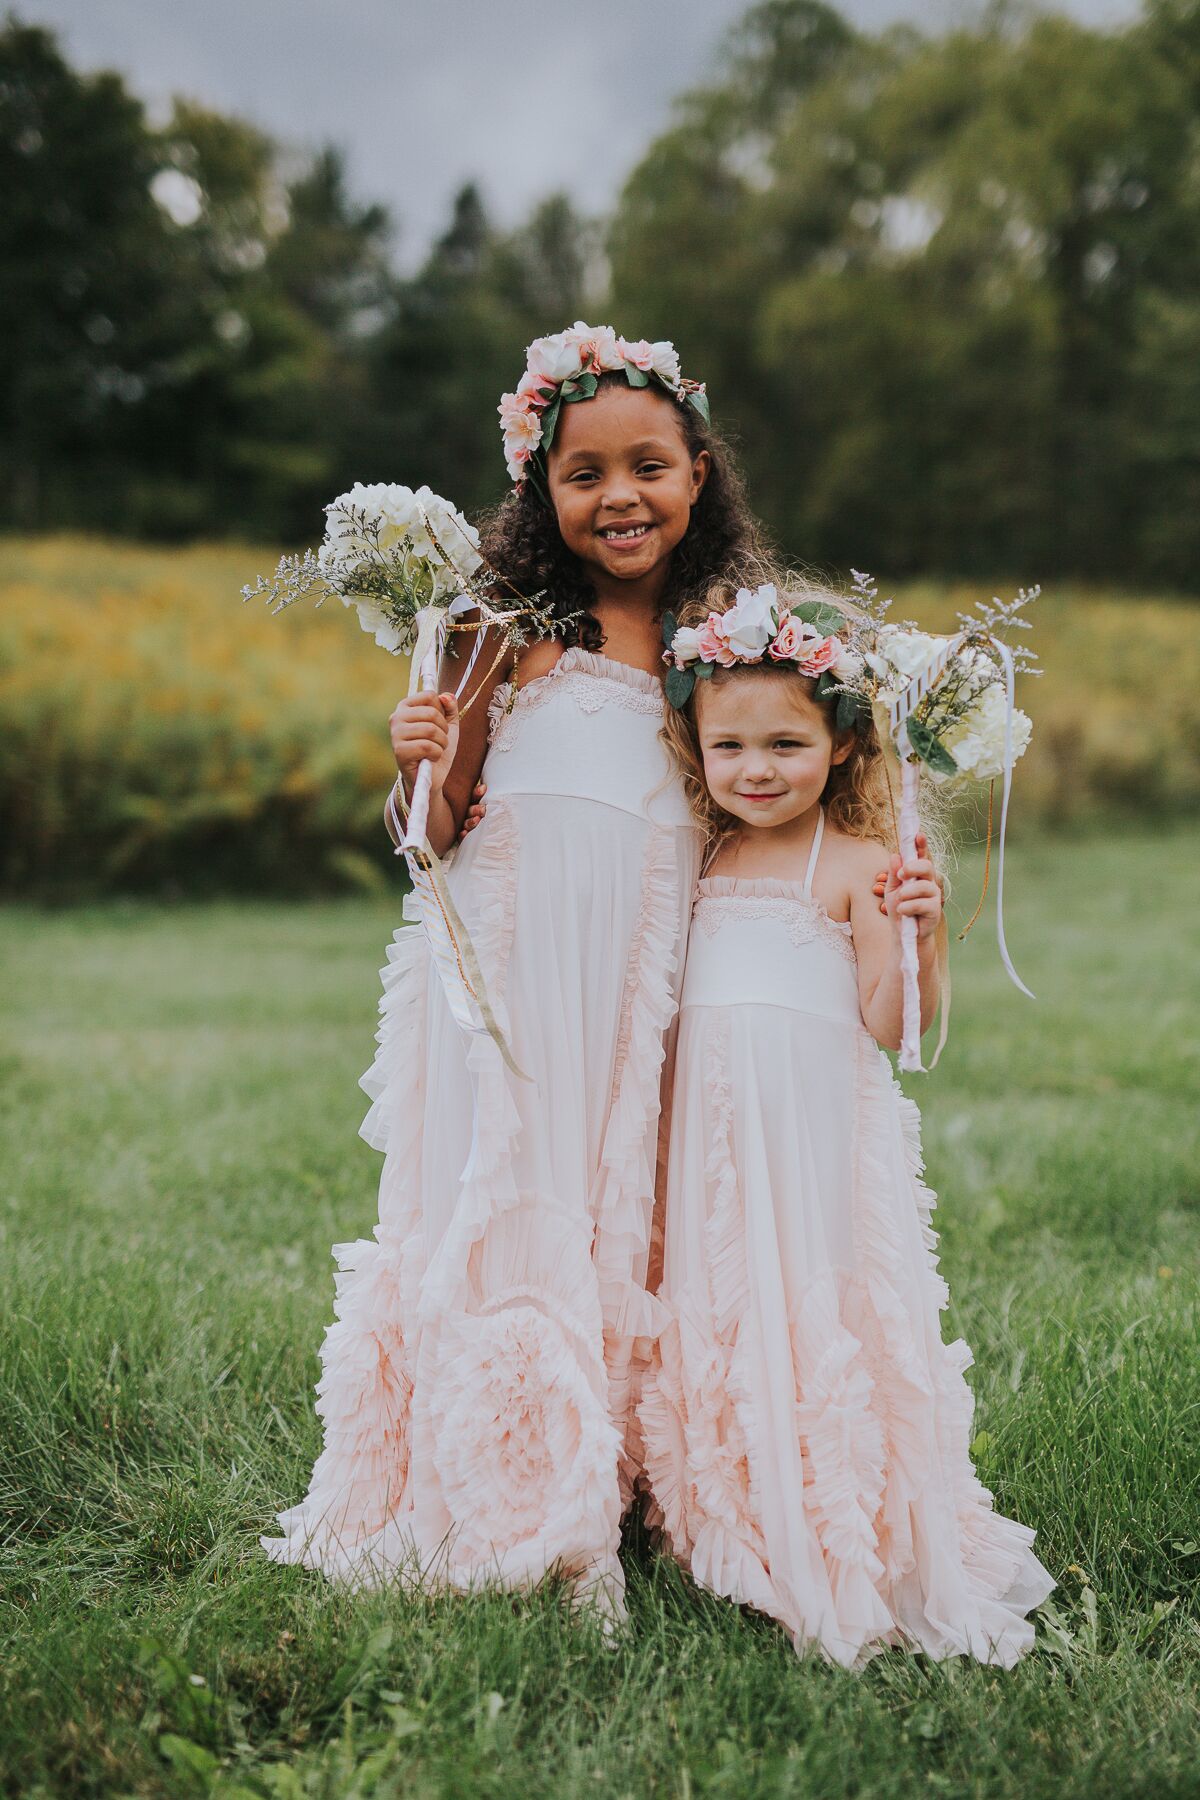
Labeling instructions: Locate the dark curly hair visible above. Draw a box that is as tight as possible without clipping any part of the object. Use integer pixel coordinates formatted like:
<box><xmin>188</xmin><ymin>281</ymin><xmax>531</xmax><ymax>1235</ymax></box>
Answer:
<box><xmin>477</xmin><ymin>372</ymin><xmax>771</xmax><ymax>651</ymax></box>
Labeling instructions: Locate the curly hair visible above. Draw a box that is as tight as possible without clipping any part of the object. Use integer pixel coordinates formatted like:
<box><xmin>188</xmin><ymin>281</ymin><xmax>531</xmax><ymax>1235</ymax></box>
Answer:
<box><xmin>476</xmin><ymin>371</ymin><xmax>770</xmax><ymax>650</ymax></box>
<box><xmin>660</xmin><ymin>574</ymin><xmax>951</xmax><ymax>868</ymax></box>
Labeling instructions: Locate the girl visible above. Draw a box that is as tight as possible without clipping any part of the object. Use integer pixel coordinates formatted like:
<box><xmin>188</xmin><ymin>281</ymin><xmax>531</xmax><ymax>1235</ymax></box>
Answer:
<box><xmin>261</xmin><ymin>325</ymin><xmax>767</xmax><ymax>1618</ymax></box>
<box><xmin>641</xmin><ymin>579</ymin><xmax>1054</xmax><ymax>1667</ymax></box>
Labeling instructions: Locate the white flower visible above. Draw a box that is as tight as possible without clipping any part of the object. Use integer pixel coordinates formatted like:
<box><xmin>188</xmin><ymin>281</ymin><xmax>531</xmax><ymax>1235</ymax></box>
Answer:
<box><xmin>649</xmin><ymin>340</ymin><xmax>682</xmax><ymax>386</ymax></box>
<box><xmin>720</xmin><ymin>583</ymin><xmax>779</xmax><ymax>659</ymax></box>
<box><xmin>878</xmin><ymin>625</ymin><xmax>949</xmax><ymax>680</ymax></box>
<box><xmin>525</xmin><ymin>332</ymin><xmax>581</xmax><ymax>383</ymax></box>
<box><xmin>669</xmin><ymin>624</ymin><xmax>704</xmax><ymax>666</ymax></box>
<box><xmin>347</xmin><ymin>599</ymin><xmax>405</xmax><ymax>654</ymax></box>
<box><xmin>833</xmin><ymin>643</ymin><xmax>865</xmax><ymax>683</ymax></box>
<box><xmin>942</xmin><ymin>681</ymin><xmax>1032</xmax><ymax>780</ymax></box>
<box><xmin>563</xmin><ymin>320</ymin><xmax>623</xmax><ymax>373</ymax></box>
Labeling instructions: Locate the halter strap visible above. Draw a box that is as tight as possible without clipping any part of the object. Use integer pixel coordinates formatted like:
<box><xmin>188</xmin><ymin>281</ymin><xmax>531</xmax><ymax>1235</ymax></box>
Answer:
<box><xmin>802</xmin><ymin>808</ymin><xmax>825</xmax><ymax>895</ymax></box>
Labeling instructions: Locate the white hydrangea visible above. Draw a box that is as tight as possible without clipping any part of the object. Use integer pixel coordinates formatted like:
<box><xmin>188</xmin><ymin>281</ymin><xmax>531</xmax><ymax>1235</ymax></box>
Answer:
<box><xmin>321</xmin><ymin>482</ymin><xmax>482</xmax><ymax>647</ymax></box>
<box><xmin>876</xmin><ymin>625</ymin><xmax>950</xmax><ymax>682</ymax></box>
<box><xmin>942</xmin><ymin>679</ymin><xmax>1032</xmax><ymax>780</ymax></box>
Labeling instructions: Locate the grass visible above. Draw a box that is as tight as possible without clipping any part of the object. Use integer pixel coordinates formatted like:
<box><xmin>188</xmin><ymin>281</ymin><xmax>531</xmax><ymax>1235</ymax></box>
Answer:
<box><xmin>1</xmin><ymin>830</ymin><xmax>1199</xmax><ymax>1797</ymax></box>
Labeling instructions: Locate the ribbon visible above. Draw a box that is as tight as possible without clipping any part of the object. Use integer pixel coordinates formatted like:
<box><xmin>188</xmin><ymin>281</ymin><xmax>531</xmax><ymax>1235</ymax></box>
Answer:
<box><xmin>992</xmin><ymin>639</ymin><xmax>1035</xmax><ymax>1000</ymax></box>
<box><xmin>896</xmin><ymin>754</ymin><xmax>924</xmax><ymax>1073</ymax></box>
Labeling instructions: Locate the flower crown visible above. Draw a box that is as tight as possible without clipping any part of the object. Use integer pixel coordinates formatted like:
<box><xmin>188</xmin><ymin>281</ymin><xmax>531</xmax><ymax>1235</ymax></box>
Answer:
<box><xmin>498</xmin><ymin>320</ymin><xmax>710</xmax><ymax>488</ymax></box>
<box><xmin>661</xmin><ymin>582</ymin><xmax>868</xmax><ymax>727</ymax></box>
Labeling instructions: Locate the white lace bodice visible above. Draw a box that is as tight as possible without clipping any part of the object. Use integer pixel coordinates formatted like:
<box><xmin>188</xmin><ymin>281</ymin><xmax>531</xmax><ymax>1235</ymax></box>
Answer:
<box><xmin>683</xmin><ymin>814</ymin><xmax>862</xmax><ymax>1026</ymax></box>
<box><xmin>480</xmin><ymin>646</ymin><xmax>692</xmax><ymax>827</ymax></box>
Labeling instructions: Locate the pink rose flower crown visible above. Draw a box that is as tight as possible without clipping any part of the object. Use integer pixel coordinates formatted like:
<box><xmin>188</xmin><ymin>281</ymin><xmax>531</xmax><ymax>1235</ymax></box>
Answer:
<box><xmin>497</xmin><ymin>321</ymin><xmax>710</xmax><ymax>493</ymax></box>
<box><xmin>662</xmin><ymin>582</ymin><xmax>871</xmax><ymax>733</ymax></box>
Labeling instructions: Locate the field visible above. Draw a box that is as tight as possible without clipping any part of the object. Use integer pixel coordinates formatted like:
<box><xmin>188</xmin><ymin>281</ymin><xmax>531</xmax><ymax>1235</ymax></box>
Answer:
<box><xmin>3</xmin><ymin>535</ymin><xmax>1200</xmax><ymax>896</ymax></box>
<box><xmin>2</xmin><ymin>831</ymin><xmax>1199</xmax><ymax>1798</ymax></box>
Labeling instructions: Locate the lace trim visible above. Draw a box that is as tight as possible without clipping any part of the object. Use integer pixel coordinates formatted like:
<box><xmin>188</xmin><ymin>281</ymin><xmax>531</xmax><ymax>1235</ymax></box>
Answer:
<box><xmin>487</xmin><ymin>646</ymin><xmax>664</xmax><ymax>751</ymax></box>
<box><xmin>692</xmin><ymin>892</ymin><xmax>857</xmax><ymax>966</ymax></box>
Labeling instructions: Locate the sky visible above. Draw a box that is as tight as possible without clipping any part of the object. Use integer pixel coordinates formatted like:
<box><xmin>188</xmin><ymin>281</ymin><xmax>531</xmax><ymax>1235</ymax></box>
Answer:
<box><xmin>29</xmin><ymin>0</ymin><xmax>1140</xmax><ymax>268</ymax></box>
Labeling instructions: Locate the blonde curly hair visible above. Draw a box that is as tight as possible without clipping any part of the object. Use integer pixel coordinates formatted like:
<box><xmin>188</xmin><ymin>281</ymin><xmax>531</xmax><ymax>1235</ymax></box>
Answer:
<box><xmin>661</xmin><ymin>572</ymin><xmax>949</xmax><ymax>866</ymax></box>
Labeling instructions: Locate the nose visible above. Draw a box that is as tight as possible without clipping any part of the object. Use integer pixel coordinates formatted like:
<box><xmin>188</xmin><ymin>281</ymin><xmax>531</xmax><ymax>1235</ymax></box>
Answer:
<box><xmin>599</xmin><ymin>474</ymin><xmax>639</xmax><ymax>512</ymax></box>
<box><xmin>744</xmin><ymin>753</ymin><xmax>776</xmax><ymax>783</ymax></box>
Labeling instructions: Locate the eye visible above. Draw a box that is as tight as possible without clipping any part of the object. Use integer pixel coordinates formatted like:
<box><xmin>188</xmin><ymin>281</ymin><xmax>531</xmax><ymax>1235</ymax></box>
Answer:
<box><xmin>637</xmin><ymin>461</ymin><xmax>667</xmax><ymax>476</ymax></box>
<box><xmin>569</xmin><ymin>469</ymin><xmax>599</xmax><ymax>483</ymax></box>
<box><xmin>710</xmin><ymin>738</ymin><xmax>742</xmax><ymax>750</ymax></box>
<box><xmin>773</xmin><ymin>738</ymin><xmax>806</xmax><ymax>749</ymax></box>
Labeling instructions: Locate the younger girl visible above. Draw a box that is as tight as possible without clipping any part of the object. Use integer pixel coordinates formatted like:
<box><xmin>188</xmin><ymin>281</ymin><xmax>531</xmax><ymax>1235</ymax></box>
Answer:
<box><xmin>641</xmin><ymin>580</ymin><xmax>1054</xmax><ymax>1667</ymax></box>
<box><xmin>262</xmin><ymin>325</ymin><xmax>767</xmax><ymax>1619</ymax></box>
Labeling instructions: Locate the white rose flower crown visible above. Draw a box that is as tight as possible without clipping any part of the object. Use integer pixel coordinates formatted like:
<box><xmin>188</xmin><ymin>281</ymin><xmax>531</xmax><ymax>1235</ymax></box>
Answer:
<box><xmin>664</xmin><ymin>574</ymin><xmax>1041</xmax><ymax>1071</ymax></box>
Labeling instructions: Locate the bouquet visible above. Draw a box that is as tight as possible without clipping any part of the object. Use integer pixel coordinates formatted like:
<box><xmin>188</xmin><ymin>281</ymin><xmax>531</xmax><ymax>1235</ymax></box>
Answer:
<box><xmin>848</xmin><ymin>573</ymin><xmax>1040</xmax><ymax>1070</ymax></box>
<box><xmin>245</xmin><ymin>481</ymin><xmax>561</xmax><ymax>1077</ymax></box>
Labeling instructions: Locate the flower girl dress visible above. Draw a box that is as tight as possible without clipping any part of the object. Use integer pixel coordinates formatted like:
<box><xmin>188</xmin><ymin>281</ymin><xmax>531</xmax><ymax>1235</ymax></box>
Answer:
<box><xmin>262</xmin><ymin>648</ymin><xmax>700</xmax><ymax>1618</ymax></box>
<box><xmin>640</xmin><ymin>810</ymin><xmax>1054</xmax><ymax>1666</ymax></box>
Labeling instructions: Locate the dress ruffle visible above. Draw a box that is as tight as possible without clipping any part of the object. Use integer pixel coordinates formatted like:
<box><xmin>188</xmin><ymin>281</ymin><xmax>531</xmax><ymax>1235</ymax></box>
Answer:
<box><xmin>264</xmin><ymin>719</ymin><xmax>697</xmax><ymax>1615</ymax></box>
<box><xmin>641</xmin><ymin>1017</ymin><xmax>1054</xmax><ymax>1669</ymax></box>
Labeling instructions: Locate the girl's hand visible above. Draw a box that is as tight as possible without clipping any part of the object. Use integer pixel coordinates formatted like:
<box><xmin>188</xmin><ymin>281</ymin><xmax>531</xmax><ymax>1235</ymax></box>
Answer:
<box><xmin>882</xmin><ymin>832</ymin><xmax>943</xmax><ymax>941</ymax></box>
<box><xmin>874</xmin><ymin>856</ymin><xmax>945</xmax><ymax>913</ymax></box>
<box><xmin>458</xmin><ymin>780</ymin><xmax>487</xmax><ymax>840</ymax></box>
<box><xmin>389</xmin><ymin>692</ymin><xmax>460</xmax><ymax>797</ymax></box>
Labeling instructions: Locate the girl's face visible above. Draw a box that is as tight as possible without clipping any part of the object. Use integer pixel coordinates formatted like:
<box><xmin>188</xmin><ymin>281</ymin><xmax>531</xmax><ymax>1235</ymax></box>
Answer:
<box><xmin>546</xmin><ymin>384</ymin><xmax>710</xmax><ymax>593</ymax></box>
<box><xmin>695</xmin><ymin>672</ymin><xmax>852</xmax><ymax>831</ymax></box>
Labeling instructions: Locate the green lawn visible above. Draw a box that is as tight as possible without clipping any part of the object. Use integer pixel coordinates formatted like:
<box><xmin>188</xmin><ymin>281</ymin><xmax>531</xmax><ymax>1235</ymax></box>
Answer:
<box><xmin>1</xmin><ymin>832</ymin><xmax>1198</xmax><ymax>1799</ymax></box>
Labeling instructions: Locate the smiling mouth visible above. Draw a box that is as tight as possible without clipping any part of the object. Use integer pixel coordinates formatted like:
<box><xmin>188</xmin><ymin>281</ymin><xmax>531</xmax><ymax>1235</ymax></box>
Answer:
<box><xmin>739</xmin><ymin>791</ymin><xmax>786</xmax><ymax>802</ymax></box>
<box><xmin>598</xmin><ymin>523</ymin><xmax>653</xmax><ymax>542</ymax></box>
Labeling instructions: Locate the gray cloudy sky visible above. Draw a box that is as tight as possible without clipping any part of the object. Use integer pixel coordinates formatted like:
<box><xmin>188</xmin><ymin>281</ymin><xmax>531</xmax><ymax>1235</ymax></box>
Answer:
<box><xmin>32</xmin><ymin>0</ymin><xmax>1138</xmax><ymax>266</ymax></box>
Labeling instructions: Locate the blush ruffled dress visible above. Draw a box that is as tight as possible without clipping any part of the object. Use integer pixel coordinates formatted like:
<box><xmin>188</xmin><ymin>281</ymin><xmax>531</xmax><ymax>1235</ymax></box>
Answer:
<box><xmin>261</xmin><ymin>648</ymin><xmax>700</xmax><ymax>1618</ymax></box>
<box><xmin>640</xmin><ymin>810</ymin><xmax>1054</xmax><ymax>1666</ymax></box>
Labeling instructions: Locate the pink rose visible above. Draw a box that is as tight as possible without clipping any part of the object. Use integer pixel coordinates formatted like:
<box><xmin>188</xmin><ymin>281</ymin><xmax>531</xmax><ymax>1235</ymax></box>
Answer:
<box><xmin>769</xmin><ymin>616</ymin><xmax>823</xmax><ymax>662</ymax></box>
<box><xmin>697</xmin><ymin>614</ymin><xmax>737</xmax><ymax>666</ymax></box>
<box><xmin>619</xmin><ymin>337</ymin><xmax>655</xmax><ymax>371</ymax></box>
<box><xmin>517</xmin><ymin>368</ymin><xmax>557</xmax><ymax>409</ymax></box>
<box><xmin>797</xmin><ymin>635</ymin><xmax>841</xmax><ymax>676</ymax></box>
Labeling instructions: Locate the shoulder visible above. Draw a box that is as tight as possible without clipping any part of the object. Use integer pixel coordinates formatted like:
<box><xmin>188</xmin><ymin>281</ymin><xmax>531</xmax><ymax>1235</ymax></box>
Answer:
<box><xmin>823</xmin><ymin>825</ymin><xmax>891</xmax><ymax>881</ymax></box>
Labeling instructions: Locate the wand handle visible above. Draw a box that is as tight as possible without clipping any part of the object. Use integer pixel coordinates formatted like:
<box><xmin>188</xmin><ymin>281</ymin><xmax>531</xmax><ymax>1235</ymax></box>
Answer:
<box><xmin>402</xmin><ymin>629</ymin><xmax>443</xmax><ymax>852</ymax></box>
<box><xmin>897</xmin><ymin>755</ymin><xmax>923</xmax><ymax>1073</ymax></box>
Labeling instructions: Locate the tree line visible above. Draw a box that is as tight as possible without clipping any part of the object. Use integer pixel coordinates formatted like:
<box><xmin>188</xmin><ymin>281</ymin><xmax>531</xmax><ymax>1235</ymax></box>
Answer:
<box><xmin>2</xmin><ymin>2</ymin><xmax>1199</xmax><ymax>585</ymax></box>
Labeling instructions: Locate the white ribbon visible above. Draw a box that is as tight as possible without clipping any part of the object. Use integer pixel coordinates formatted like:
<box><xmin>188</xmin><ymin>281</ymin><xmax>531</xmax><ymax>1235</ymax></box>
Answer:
<box><xmin>992</xmin><ymin>639</ymin><xmax>1035</xmax><ymax>1000</ymax></box>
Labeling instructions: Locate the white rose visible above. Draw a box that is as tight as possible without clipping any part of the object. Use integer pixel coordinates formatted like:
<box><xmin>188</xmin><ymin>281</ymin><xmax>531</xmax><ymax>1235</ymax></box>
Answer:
<box><xmin>525</xmin><ymin>332</ymin><xmax>581</xmax><ymax>383</ymax></box>
<box><xmin>721</xmin><ymin>583</ymin><xmax>779</xmax><ymax>658</ymax></box>
<box><xmin>878</xmin><ymin>625</ymin><xmax>949</xmax><ymax>680</ymax></box>
<box><xmin>649</xmin><ymin>340</ymin><xmax>681</xmax><ymax>386</ymax></box>
<box><xmin>669</xmin><ymin>625</ymin><xmax>703</xmax><ymax>666</ymax></box>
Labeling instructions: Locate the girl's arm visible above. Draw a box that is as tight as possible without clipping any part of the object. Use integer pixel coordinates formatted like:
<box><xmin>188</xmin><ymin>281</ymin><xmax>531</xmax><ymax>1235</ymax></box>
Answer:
<box><xmin>849</xmin><ymin>832</ymin><xmax>943</xmax><ymax>1052</ymax></box>
<box><xmin>388</xmin><ymin>619</ymin><xmax>514</xmax><ymax>857</ymax></box>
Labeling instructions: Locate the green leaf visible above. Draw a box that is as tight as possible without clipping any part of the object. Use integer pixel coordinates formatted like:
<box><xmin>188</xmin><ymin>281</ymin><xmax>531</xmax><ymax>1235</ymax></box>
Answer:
<box><xmin>687</xmin><ymin>388</ymin><xmax>711</xmax><ymax>426</ymax></box>
<box><xmin>665</xmin><ymin>665</ymin><xmax>696</xmax><ymax>708</ymax></box>
<box><xmin>814</xmin><ymin>670</ymin><xmax>839</xmax><ymax>702</ymax></box>
<box><xmin>906</xmin><ymin>716</ymin><xmax>958</xmax><ymax>775</ymax></box>
<box><xmin>790</xmin><ymin>600</ymin><xmax>846</xmax><ymax>633</ymax></box>
<box><xmin>694</xmin><ymin>658</ymin><xmax>715</xmax><ymax>679</ymax></box>
<box><xmin>836</xmin><ymin>691</ymin><xmax>860</xmax><ymax>733</ymax></box>
<box><xmin>624</xmin><ymin>364</ymin><xmax>650</xmax><ymax>387</ymax></box>
<box><xmin>539</xmin><ymin>399</ymin><xmax>561</xmax><ymax>455</ymax></box>
<box><xmin>661</xmin><ymin>609</ymin><xmax>678</xmax><ymax>648</ymax></box>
